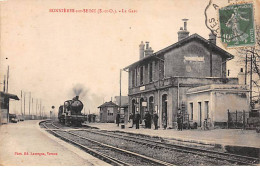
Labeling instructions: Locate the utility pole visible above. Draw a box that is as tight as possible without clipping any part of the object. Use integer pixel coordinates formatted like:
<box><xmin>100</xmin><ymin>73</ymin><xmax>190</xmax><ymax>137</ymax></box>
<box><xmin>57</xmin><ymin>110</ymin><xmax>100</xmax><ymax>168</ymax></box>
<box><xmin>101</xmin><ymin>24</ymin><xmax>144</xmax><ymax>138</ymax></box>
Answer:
<box><xmin>119</xmin><ymin>69</ymin><xmax>122</xmax><ymax>109</ymax></box>
<box><xmin>209</xmin><ymin>42</ymin><xmax>213</xmax><ymax>77</ymax></box>
<box><xmin>32</xmin><ymin>98</ymin><xmax>33</xmax><ymax>116</ymax></box>
<box><xmin>6</xmin><ymin>66</ymin><xmax>9</xmax><ymax>93</ymax></box>
<box><xmin>245</xmin><ymin>54</ymin><xmax>247</xmax><ymax>85</ymax></box>
<box><xmin>250</xmin><ymin>54</ymin><xmax>253</xmax><ymax>108</ymax></box>
<box><xmin>24</xmin><ymin>92</ymin><xmax>26</xmax><ymax>117</ymax></box>
<box><xmin>43</xmin><ymin>106</ymin><xmax>45</xmax><ymax>118</ymax></box>
<box><xmin>20</xmin><ymin>90</ymin><xmax>23</xmax><ymax>116</ymax></box>
<box><xmin>29</xmin><ymin>92</ymin><xmax>31</xmax><ymax>116</ymax></box>
<box><xmin>40</xmin><ymin>100</ymin><xmax>42</xmax><ymax>119</ymax></box>
<box><xmin>36</xmin><ymin>99</ymin><xmax>38</xmax><ymax>117</ymax></box>
<box><xmin>3</xmin><ymin>75</ymin><xmax>6</xmax><ymax>92</ymax></box>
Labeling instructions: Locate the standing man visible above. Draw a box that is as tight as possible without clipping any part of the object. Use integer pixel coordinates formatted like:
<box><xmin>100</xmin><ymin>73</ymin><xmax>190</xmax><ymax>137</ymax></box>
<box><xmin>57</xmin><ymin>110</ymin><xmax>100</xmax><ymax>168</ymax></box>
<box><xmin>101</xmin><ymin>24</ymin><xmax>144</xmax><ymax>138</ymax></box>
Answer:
<box><xmin>153</xmin><ymin>113</ymin><xmax>159</xmax><ymax>130</ymax></box>
<box><xmin>144</xmin><ymin>112</ymin><xmax>148</xmax><ymax>128</ymax></box>
<box><xmin>177</xmin><ymin>108</ymin><xmax>183</xmax><ymax>131</ymax></box>
<box><xmin>147</xmin><ymin>112</ymin><xmax>151</xmax><ymax>129</ymax></box>
<box><xmin>116</xmin><ymin>113</ymin><xmax>120</xmax><ymax>127</ymax></box>
<box><xmin>135</xmin><ymin>112</ymin><xmax>141</xmax><ymax>129</ymax></box>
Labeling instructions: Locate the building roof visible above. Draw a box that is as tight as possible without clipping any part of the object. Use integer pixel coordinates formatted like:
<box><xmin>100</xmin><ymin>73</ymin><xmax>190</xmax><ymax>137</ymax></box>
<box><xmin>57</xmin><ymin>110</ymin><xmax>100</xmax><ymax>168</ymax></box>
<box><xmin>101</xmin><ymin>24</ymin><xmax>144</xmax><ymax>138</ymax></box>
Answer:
<box><xmin>98</xmin><ymin>101</ymin><xmax>118</xmax><ymax>108</ymax></box>
<box><xmin>120</xmin><ymin>103</ymin><xmax>128</xmax><ymax>108</ymax></box>
<box><xmin>124</xmin><ymin>33</ymin><xmax>234</xmax><ymax>69</ymax></box>
<box><xmin>0</xmin><ymin>92</ymin><xmax>19</xmax><ymax>100</ymax></box>
<box><xmin>186</xmin><ymin>84</ymin><xmax>249</xmax><ymax>95</ymax></box>
<box><xmin>114</xmin><ymin>96</ymin><xmax>128</xmax><ymax>106</ymax></box>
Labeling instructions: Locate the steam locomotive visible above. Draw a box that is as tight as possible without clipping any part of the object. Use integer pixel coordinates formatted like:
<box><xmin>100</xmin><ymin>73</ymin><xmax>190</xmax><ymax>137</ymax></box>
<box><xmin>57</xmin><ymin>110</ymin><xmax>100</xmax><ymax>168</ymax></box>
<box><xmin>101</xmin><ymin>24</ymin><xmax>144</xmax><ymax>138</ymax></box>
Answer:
<box><xmin>58</xmin><ymin>96</ymin><xmax>87</xmax><ymax>126</ymax></box>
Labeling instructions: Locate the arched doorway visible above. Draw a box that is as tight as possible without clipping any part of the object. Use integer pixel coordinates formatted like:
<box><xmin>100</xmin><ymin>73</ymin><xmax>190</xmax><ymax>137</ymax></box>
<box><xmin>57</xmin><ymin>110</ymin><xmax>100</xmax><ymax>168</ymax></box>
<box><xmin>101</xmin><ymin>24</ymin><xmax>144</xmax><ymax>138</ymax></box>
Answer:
<box><xmin>149</xmin><ymin>96</ymin><xmax>154</xmax><ymax>115</ymax></box>
<box><xmin>162</xmin><ymin>94</ymin><xmax>168</xmax><ymax>128</ymax></box>
<box><xmin>140</xmin><ymin>98</ymin><xmax>145</xmax><ymax>120</ymax></box>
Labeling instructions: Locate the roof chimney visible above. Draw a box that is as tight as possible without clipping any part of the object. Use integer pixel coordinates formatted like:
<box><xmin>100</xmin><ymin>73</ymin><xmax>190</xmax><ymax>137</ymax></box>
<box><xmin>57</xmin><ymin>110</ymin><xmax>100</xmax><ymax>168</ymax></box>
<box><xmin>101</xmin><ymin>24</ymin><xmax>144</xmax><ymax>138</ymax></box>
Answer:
<box><xmin>144</xmin><ymin>42</ymin><xmax>154</xmax><ymax>57</ymax></box>
<box><xmin>177</xmin><ymin>19</ymin><xmax>189</xmax><ymax>41</ymax></box>
<box><xmin>139</xmin><ymin>41</ymin><xmax>145</xmax><ymax>60</ymax></box>
<box><xmin>238</xmin><ymin>68</ymin><xmax>246</xmax><ymax>85</ymax></box>
<box><xmin>209</xmin><ymin>32</ymin><xmax>216</xmax><ymax>45</ymax></box>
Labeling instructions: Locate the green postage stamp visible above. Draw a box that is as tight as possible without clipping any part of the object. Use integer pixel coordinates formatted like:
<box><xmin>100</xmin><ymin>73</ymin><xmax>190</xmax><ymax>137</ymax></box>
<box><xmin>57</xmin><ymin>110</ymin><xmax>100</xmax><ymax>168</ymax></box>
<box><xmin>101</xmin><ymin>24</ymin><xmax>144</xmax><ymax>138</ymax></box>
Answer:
<box><xmin>219</xmin><ymin>3</ymin><xmax>255</xmax><ymax>47</ymax></box>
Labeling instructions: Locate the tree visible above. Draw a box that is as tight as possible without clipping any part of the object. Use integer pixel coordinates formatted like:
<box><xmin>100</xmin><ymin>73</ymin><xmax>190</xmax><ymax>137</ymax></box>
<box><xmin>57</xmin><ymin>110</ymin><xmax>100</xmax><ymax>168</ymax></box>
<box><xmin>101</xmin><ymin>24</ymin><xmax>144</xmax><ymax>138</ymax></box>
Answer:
<box><xmin>236</xmin><ymin>25</ymin><xmax>260</xmax><ymax>108</ymax></box>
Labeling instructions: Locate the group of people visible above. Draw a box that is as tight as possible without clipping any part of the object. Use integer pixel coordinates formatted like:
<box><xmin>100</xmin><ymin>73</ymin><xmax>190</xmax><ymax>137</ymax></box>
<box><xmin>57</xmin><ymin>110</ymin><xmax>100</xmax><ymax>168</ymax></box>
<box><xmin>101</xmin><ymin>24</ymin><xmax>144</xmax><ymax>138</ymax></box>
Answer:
<box><xmin>117</xmin><ymin>109</ymin><xmax>184</xmax><ymax>131</ymax></box>
<box><xmin>129</xmin><ymin>112</ymin><xmax>159</xmax><ymax>130</ymax></box>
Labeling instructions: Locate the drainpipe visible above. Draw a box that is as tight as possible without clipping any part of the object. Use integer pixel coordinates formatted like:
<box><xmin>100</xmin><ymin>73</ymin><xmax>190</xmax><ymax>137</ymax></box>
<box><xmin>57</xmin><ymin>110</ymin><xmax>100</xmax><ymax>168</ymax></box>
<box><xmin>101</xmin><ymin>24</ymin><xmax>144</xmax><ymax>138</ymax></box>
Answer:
<box><xmin>177</xmin><ymin>77</ymin><xmax>180</xmax><ymax>109</ymax></box>
<box><xmin>157</xmin><ymin>81</ymin><xmax>160</xmax><ymax>127</ymax></box>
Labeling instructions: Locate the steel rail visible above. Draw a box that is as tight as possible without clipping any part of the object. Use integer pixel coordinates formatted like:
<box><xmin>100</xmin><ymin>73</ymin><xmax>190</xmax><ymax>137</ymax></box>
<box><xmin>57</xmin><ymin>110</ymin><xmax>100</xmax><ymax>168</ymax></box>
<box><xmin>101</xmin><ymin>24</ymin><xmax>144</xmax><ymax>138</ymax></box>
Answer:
<box><xmin>41</xmin><ymin>122</ymin><xmax>129</xmax><ymax>166</ymax></box>
<box><xmin>43</xmin><ymin>122</ymin><xmax>174</xmax><ymax>166</ymax></box>
<box><xmin>81</xmin><ymin>129</ymin><xmax>259</xmax><ymax>165</ymax></box>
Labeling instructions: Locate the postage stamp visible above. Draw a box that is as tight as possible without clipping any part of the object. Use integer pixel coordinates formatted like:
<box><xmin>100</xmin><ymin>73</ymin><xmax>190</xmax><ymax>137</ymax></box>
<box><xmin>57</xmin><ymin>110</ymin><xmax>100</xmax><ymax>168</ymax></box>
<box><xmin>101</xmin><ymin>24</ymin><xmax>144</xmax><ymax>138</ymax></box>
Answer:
<box><xmin>219</xmin><ymin>3</ymin><xmax>255</xmax><ymax>47</ymax></box>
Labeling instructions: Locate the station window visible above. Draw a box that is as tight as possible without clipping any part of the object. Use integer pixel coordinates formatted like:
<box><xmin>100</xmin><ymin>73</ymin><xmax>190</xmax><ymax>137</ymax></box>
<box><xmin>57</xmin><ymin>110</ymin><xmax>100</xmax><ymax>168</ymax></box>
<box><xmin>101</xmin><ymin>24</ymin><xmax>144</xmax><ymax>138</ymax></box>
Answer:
<box><xmin>190</xmin><ymin>103</ymin><xmax>193</xmax><ymax>120</ymax></box>
<box><xmin>140</xmin><ymin>66</ymin><xmax>144</xmax><ymax>85</ymax></box>
<box><xmin>205</xmin><ymin>101</ymin><xmax>209</xmax><ymax>119</ymax></box>
<box><xmin>198</xmin><ymin>102</ymin><xmax>202</xmax><ymax>126</ymax></box>
<box><xmin>132</xmin><ymin>70</ymin><xmax>135</xmax><ymax>87</ymax></box>
<box><xmin>149</xmin><ymin>62</ymin><xmax>153</xmax><ymax>82</ymax></box>
<box><xmin>135</xmin><ymin>69</ymin><xmax>138</xmax><ymax>86</ymax></box>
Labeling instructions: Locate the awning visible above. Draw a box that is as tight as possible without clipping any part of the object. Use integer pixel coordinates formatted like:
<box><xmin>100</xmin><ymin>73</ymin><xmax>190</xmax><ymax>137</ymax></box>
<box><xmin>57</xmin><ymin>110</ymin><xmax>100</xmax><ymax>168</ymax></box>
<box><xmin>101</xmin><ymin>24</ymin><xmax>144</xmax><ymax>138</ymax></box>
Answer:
<box><xmin>0</xmin><ymin>92</ymin><xmax>20</xmax><ymax>100</ymax></box>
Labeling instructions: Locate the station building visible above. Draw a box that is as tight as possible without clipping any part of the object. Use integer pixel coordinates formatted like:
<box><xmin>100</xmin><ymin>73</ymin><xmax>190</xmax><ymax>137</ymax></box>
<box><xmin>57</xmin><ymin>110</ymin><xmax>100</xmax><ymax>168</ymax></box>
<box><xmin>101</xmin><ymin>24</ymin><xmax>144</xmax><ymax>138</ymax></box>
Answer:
<box><xmin>123</xmin><ymin>20</ymin><xmax>250</xmax><ymax>129</ymax></box>
<box><xmin>0</xmin><ymin>91</ymin><xmax>19</xmax><ymax>124</ymax></box>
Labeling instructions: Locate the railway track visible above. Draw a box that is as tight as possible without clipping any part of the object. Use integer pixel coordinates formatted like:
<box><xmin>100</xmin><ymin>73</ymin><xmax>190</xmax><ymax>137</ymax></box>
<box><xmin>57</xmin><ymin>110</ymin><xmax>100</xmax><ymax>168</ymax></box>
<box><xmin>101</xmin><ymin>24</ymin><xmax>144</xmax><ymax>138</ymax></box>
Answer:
<box><xmin>40</xmin><ymin>121</ymin><xmax>174</xmax><ymax>166</ymax></box>
<box><xmin>77</xmin><ymin>129</ymin><xmax>259</xmax><ymax>165</ymax></box>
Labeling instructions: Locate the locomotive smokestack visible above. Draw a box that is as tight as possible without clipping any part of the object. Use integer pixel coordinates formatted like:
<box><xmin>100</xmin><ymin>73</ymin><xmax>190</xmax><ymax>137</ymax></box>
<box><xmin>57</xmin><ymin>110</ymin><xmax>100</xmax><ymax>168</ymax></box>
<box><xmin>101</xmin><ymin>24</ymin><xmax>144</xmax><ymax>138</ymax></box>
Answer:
<box><xmin>76</xmin><ymin>96</ymin><xmax>79</xmax><ymax>100</ymax></box>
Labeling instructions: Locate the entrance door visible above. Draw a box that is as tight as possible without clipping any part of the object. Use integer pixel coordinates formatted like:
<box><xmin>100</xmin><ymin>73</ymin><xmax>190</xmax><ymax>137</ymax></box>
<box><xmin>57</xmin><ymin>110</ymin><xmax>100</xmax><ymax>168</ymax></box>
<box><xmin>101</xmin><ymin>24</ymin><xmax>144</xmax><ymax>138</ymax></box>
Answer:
<box><xmin>140</xmin><ymin>98</ymin><xmax>145</xmax><ymax>120</ymax></box>
<box><xmin>162</xmin><ymin>94</ymin><xmax>167</xmax><ymax>128</ymax></box>
<box><xmin>198</xmin><ymin>102</ymin><xmax>202</xmax><ymax>127</ymax></box>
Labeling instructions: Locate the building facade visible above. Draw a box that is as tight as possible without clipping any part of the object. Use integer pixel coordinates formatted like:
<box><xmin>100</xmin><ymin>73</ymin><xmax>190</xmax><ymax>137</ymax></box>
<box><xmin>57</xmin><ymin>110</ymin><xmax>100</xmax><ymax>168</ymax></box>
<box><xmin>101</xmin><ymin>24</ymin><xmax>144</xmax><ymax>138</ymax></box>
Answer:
<box><xmin>124</xmin><ymin>20</ymin><xmax>250</xmax><ymax>129</ymax></box>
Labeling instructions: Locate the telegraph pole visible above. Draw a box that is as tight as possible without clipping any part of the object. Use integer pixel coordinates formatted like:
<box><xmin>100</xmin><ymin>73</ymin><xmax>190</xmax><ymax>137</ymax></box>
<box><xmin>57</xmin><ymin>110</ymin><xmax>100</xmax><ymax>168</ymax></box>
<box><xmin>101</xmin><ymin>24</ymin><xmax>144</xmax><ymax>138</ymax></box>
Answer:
<box><xmin>32</xmin><ymin>98</ymin><xmax>33</xmax><ymax>116</ymax></box>
<box><xmin>3</xmin><ymin>75</ymin><xmax>6</xmax><ymax>92</ymax></box>
<box><xmin>40</xmin><ymin>100</ymin><xmax>42</xmax><ymax>119</ymax></box>
<box><xmin>120</xmin><ymin>69</ymin><xmax>122</xmax><ymax>108</ymax></box>
<box><xmin>245</xmin><ymin>54</ymin><xmax>247</xmax><ymax>85</ymax></box>
<box><xmin>29</xmin><ymin>92</ymin><xmax>31</xmax><ymax>116</ymax></box>
<box><xmin>250</xmin><ymin>54</ymin><xmax>253</xmax><ymax>108</ymax></box>
<box><xmin>20</xmin><ymin>90</ymin><xmax>23</xmax><ymax>115</ymax></box>
<box><xmin>6</xmin><ymin>66</ymin><xmax>9</xmax><ymax>93</ymax></box>
<box><xmin>24</xmin><ymin>92</ymin><xmax>26</xmax><ymax>117</ymax></box>
<box><xmin>36</xmin><ymin>99</ymin><xmax>38</xmax><ymax>117</ymax></box>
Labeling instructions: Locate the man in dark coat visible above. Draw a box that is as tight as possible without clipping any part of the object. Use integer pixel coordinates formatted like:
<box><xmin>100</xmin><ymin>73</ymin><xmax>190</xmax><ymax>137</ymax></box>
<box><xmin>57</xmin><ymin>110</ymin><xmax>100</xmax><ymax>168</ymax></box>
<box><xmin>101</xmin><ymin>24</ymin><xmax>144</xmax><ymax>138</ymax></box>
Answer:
<box><xmin>147</xmin><ymin>112</ymin><xmax>151</xmax><ymax>129</ymax></box>
<box><xmin>153</xmin><ymin>113</ymin><xmax>159</xmax><ymax>130</ymax></box>
<box><xmin>135</xmin><ymin>112</ymin><xmax>141</xmax><ymax>129</ymax></box>
<box><xmin>144</xmin><ymin>112</ymin><xmax>148</xmax><ymax>128</ymax></box>
<box><xmin>177</xmin><ymin>110</ymin><xmax>183</xmax><ymax>131</ymax></box>
<box><xmin>116</xmin><ymin>113</ymin><xmax>120</xmax><ymax>127</ymax></box>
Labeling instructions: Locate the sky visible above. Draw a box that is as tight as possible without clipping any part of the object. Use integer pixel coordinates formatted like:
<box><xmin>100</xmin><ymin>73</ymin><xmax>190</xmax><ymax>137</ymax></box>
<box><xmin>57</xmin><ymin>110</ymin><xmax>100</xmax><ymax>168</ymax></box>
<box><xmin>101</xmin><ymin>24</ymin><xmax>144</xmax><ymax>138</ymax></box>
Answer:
<box><xmin>0</xmin><ymin>0</ymin><xmax>259</xmax><ymax>116</ymax></box>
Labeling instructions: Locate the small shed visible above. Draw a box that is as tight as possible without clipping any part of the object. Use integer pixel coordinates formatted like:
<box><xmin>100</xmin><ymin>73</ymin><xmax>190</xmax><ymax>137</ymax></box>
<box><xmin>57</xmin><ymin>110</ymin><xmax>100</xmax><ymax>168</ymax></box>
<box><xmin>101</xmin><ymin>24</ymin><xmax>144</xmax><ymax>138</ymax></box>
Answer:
<box><xmin>98</xmin><ymin>101</ymin><xmax>119</xmax><ymax>123</ymax></box>
<box><xmin>0</xmin><ymin>92</ymin><xmax>19</xmax><ymax>124</ymax></box>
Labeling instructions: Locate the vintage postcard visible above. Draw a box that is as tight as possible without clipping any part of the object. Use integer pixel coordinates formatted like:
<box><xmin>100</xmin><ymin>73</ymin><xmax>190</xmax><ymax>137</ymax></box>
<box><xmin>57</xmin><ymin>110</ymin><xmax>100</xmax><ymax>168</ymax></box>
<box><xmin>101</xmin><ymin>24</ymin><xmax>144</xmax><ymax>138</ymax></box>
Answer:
<box><xmin>0</xmin><ymin>0</ymin><xmax>259</xmax><ymax>166</ymax></box>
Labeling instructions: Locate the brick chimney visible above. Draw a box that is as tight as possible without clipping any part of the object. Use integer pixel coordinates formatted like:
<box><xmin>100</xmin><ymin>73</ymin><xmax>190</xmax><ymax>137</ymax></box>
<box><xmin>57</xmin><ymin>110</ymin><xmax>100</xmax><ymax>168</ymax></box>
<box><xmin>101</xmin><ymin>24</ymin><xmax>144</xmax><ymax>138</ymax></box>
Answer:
<box><xmin>238</xmin><ymin>68</ymin><xmax>246</xmax><ymax>85</ymax></box>
<box><xmin>209</xmin><ymin>32</ymin><xmax>216</xmax><ymax>45</ymax></box>
<box><xmin>177</xmin><ymin>19</ymin><xmax>189</xmax><ymax>41</ymax></box>
<box><xmin>144</xmin><ymin>42</ymin><xmax>154</xmax><ymax>57</ymax></box>
<box><xmin>139</xmin><ymin>41</ymin><xmax>145</xmax><ymax>60</ymax></box>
